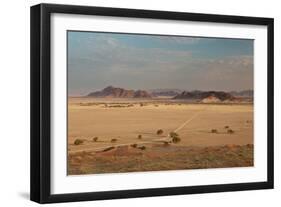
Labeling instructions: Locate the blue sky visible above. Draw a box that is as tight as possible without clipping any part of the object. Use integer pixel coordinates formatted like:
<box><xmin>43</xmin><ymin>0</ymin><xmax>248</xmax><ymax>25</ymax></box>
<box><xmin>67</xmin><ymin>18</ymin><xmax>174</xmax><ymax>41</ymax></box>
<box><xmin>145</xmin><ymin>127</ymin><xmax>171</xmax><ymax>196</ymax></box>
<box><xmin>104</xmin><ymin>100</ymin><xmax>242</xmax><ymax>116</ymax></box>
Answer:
<box><xmin>68</xmin><ymin>31</ymin><xmax>253</xmax><ymax>96</ymax></box>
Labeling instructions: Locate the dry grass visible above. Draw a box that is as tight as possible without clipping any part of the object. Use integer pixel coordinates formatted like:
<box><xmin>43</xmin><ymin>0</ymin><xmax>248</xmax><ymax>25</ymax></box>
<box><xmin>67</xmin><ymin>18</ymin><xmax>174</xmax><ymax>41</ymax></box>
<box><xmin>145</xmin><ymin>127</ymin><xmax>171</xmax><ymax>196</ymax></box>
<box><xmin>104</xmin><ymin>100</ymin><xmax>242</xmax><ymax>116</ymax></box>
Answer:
<box><xmin>68</xmin><ymin>144</ymin><xmax>254</xmax><ymax>175</ymax></box>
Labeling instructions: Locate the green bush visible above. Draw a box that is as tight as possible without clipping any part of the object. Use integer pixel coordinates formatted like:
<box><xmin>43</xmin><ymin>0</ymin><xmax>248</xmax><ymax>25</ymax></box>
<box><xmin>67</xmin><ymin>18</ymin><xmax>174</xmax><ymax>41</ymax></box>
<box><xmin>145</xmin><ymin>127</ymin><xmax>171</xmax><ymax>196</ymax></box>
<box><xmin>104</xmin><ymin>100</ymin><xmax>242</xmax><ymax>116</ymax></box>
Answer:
<box><xmin>74</xmin><ymin>139</ymin><xmax>83</xmax><ymax>145</ymax></box>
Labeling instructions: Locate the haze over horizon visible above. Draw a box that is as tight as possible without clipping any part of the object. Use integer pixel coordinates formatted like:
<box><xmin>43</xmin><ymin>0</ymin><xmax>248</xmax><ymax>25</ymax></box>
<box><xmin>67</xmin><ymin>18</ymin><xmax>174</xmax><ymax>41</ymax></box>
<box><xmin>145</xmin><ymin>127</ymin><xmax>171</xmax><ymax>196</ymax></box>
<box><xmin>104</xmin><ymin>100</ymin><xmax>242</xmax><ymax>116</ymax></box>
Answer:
<box><xmin>68</xmin><ymin>31</ymin><xmax>253</xmax><ymax>96</ymax></box>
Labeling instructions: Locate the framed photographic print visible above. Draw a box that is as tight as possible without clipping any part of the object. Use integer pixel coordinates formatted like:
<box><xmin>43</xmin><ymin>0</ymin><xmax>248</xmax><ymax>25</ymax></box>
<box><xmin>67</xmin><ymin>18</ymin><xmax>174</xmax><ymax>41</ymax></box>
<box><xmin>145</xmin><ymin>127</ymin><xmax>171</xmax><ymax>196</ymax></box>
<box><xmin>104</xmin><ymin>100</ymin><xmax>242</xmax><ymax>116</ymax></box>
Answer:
<box><xmin>30</xmin><ymin>3</ymin><xmax>274</xmax><ymax>203</ymax></box>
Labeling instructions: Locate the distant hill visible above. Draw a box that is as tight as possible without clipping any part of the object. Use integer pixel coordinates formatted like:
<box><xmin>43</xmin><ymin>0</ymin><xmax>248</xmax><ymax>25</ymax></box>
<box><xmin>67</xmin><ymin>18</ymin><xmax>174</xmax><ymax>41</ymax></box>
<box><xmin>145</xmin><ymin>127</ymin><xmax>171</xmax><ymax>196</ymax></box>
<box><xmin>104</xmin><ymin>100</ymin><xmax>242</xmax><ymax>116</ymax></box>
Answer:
<box><xmin>173</xmin><ymin>91</ymin><xmax>235</xmax><ymax>101</ymax></box>
<box><xmin>201</xmin><ymin>95</ymin><xmax>222</xmax><ymax>103</ymax></box>
<box><xmin>87</xmin><ymin>86</ymin><xmax>153</xmax><ymax>98</ymax></box>
<box><xmin>230</xmin><ymin>90</ymin><xmax>253</xmax><ymax>97</ymax></box>
<box><xmin>150</xmin><ymin>89</ymin><xmax>182</xmax><ymax>97</ymax></box>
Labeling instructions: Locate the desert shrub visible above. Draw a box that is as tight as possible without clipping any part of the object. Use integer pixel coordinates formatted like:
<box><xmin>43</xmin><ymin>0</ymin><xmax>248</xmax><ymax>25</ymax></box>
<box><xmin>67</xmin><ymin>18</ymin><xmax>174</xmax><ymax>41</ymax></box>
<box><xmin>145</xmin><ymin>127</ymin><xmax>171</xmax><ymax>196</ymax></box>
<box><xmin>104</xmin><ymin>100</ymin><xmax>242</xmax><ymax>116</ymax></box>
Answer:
<box><xmin>102</xmin><ymin>146</ymin><xmax>115</xmax><ymax>152</ymax></box>
<box><xmin>92</xmin><ymin>137</ymin><xmax>98</xmax><ymax>142</ymax></box>
<box><xmin>169</xmin><ymin>132</ymin><xmax>181</xmax><ymax>143</ymax></box>
<box><xmin>139</xmin><ymin>146</ymin><xmax>146</xmax><ymax>150</ymax></box>
<box><xmin>74</xmin><ymin>139</ymin><xmax>83</xmax><ymax>145</ymax></box>
<box><xmin>111</xmin><ymin>138</ymin><xmax>118</xmax><ymax>143</ymax></box>
<box><xmin>138</xmin><ymin>134</ymin><xmax>142</xmax><ymax>139</ymax></box>
<box><xmin>224</xmin><ymin>126</ymin><xmax>229</xmax><ymax>129</ymax></box>
<box><xmin>169</xmin><ymin>132</ymin><xmax>179</xmax><ymax>138</ymax></box>
<box><xmin>131</xmin><ymin>143</ymin><xmax>138</xmax><ymax>148</ymax></box>
<box><xmin>172</xmin><ymin>136</ymin><xmax>181</xmax><ymax>143</ymax></box>
<box><xmin>227</xmin><ymin>129</ymin><xmax>235</xmax><ymax>134</ymax></box>
<box><xmin>163</xmin><ymin>141</ymin><xmax>170</xmax><ymax>146</ymax></box>
<box><xmin>211</xmin><ymin>129</ymin><xmax>218</xmax><ymax>133</ymax></box>
<box><xmin>140</xmin><ymin>103</ymin><xmax>144</xmax><ymax>107</ymax></box>
<box><xmin>157</xmin><ymin>129</ymin><xmax>164</xmax><ymax>135</ymax></box>
<box><xmin>154</xmin><ymin>104</ymin><xmax>159</xmax><ymax>107</ymax></box>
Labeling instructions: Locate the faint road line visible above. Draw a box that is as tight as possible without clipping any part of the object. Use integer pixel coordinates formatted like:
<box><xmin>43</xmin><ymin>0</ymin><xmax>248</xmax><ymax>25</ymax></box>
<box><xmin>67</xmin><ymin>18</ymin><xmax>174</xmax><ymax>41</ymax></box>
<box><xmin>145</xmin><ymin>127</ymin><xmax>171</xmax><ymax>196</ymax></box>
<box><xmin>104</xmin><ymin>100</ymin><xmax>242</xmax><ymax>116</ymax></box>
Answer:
<box><xmin>69</xmin><ymin>105</ymin><xmax>209</xmax><ymax>154</ymax></box>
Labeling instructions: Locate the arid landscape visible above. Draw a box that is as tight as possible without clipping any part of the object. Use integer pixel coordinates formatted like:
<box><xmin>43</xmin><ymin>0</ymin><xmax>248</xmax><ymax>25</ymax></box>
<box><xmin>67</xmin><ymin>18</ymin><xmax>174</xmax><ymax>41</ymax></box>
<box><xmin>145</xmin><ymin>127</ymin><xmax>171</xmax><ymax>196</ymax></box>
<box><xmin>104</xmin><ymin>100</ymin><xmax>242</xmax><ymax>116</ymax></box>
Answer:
<box><xmin>67</xmin><ymin>31</ymin><xmax>254</xmax><ymax>175</ymax></box>
<box><xmin>68</xmin><ymin>87</ymin><xmax>253</xmax><ymax>175</ymax></box>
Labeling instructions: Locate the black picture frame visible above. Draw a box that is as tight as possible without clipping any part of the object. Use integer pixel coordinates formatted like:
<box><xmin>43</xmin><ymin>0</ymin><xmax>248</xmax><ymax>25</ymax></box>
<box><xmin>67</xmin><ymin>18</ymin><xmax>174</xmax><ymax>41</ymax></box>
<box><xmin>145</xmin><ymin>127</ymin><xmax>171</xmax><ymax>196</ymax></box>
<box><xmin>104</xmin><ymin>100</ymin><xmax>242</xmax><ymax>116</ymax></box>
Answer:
<box><xmin>30</xmin><ymin>3</ymin><xmax>274</xmax><ymax>204</ymax></box>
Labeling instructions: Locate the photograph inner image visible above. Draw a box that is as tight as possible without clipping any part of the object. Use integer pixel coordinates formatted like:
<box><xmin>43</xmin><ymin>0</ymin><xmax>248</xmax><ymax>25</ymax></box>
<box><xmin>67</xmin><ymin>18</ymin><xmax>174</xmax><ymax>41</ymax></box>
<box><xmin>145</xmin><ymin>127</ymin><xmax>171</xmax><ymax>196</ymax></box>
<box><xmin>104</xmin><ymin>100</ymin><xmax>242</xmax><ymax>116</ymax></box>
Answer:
<box><xmin>67</xmin><ymin>31</ymin><xmax>254</xmax><ymax>175</ymax></box>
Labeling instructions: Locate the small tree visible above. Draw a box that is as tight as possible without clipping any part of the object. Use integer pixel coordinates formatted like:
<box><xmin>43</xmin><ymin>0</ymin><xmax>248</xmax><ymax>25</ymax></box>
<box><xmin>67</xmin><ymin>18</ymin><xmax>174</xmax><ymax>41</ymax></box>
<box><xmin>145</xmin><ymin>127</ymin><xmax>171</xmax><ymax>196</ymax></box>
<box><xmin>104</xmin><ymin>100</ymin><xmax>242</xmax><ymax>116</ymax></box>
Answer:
<box><xmin>111</xmin><ymin>138</ymin><xmax>117</xmax><ymax>142</ymax></box>
<box><xmin>138</xmin><ymin>134</ymin><xmax>142</xmax><ymax>139</ymax></box>
<box><xmin>93</xmin><ymin>137</ymin><xmax>98</xmax><ymax>142</ymax></box>
<box><xmin>139</xmin><ymin>146</ymin><xmax>146</xmax><ymax>150</ymax></box>
<box><xmin>156</xmin><ymin>129</ymin><xmax>164</xmax><ymax>135</ymax></box>
<box><xmin>211</xmin><ymin>129</ymin><xmax>218</xmax><ymax>133</ymax></box>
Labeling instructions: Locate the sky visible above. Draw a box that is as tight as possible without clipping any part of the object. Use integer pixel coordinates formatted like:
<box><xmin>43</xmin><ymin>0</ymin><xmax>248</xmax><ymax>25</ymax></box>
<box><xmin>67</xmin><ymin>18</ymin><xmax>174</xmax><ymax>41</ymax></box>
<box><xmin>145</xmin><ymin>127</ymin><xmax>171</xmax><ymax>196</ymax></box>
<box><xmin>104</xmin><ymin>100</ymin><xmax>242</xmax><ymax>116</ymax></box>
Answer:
<box><xmin>68</xmin><ymin>31</ymin><xmax>253</xmax><ymax>96</ymax></box>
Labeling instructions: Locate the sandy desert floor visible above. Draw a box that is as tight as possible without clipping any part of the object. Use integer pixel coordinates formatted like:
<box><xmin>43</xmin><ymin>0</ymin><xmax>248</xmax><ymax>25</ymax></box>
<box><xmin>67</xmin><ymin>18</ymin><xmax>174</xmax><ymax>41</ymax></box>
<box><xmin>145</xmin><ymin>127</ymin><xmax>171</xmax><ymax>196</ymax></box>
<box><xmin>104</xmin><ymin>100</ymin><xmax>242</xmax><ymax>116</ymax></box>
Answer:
<box><xmin>67</xmin><ymin>97</ymin><xmax>253</xmax><ymax>175</ymax></box>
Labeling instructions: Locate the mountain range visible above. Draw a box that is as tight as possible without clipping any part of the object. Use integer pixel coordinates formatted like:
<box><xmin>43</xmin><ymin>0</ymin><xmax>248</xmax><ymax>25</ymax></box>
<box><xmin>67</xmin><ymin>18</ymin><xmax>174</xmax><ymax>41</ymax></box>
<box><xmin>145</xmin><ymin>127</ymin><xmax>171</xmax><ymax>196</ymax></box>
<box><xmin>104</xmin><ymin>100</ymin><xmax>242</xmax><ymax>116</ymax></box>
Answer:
<box><xmin>86</xmin><ymin>86</ymin><xmax>252</xmax><ymax>102</ymax></box>
<box><xmin>173</xmin><ymin>91</ymin><xmax>236</xmax><ymax>101</ymax></box>
<box><xmin>87</xmin><ymin>86</ymin><xmax>153</xmax><ymax>98</ymax></box>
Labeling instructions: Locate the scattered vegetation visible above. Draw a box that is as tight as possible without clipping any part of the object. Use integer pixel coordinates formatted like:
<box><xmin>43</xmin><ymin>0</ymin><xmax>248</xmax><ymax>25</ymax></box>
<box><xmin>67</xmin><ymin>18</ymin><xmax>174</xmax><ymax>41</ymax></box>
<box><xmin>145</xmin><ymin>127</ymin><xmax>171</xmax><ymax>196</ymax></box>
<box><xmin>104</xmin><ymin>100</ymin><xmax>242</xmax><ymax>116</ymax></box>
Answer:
<box><xmin>224</xmin><ymin>126</ymin><xmax>229</xmax><ymax>129</ymax></box>
<box><xmin>138</xmin><ymin>146</ymin><xmax>146</xmax><ymax>150</ymax></box>
<box><xmin>163</xmin><ymin>141</ymin><xmax>170</xmax><ymax>146</ymax></box>
<box><xmin>92</xmin><ymin>137</ymin><xmax>98</xmax><ymax>142</ymax></box>
<box><xmin>74</xmin><ymin>139</ymin><xmax>84</xmax><ymax>145</ymax></box>
<box><xmin>211</xmin><ymin>129</ymin><xmax>218</xmax><ymax>133</ymax></box>
<box><xmin>169</xmin><ymin>132</ymin><xmax>178</xmax><ymax>138</ymax></box>
<box><xmin>227</xmin><ymin>129</ymin><xmax>235</xmax><ymax>134</ymax></box>
<box><xmin>111</xmin><ymin>138</ymin><xmax>118</xmax><ymax>143</ymax></box>
<box><xmin>156</xmin><ymin>129</ymin><xmax>164</xmax><ymax>135</ymax></box>
<box><xmin>138</xmin><ymin>134</ymin><xmax>142</xmax><ymax>139</ymax></box>
<box><xmin>170</xmin><ymin>132</ymin><xmax>181</xmax><ymax>143</ymax></box>
<box><xmin>131</xmin><ymin>144</ymin><xmax>138</xmax><ymax>148</ymax></box>
<box><xmin>67</xmin><ymin>144</ymin><xmax>254</xmax><ymax>175</ymax></box>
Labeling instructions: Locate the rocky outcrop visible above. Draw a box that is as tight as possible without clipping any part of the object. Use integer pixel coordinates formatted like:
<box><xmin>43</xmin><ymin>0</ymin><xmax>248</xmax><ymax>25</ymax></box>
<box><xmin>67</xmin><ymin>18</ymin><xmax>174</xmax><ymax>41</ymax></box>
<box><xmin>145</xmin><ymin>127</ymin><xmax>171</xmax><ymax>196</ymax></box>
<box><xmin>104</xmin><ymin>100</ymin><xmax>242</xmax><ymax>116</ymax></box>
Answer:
<box><xmin>87</xmin><ymin>86</ymin><xmax>153</xmax><ymax>98</ymax></box>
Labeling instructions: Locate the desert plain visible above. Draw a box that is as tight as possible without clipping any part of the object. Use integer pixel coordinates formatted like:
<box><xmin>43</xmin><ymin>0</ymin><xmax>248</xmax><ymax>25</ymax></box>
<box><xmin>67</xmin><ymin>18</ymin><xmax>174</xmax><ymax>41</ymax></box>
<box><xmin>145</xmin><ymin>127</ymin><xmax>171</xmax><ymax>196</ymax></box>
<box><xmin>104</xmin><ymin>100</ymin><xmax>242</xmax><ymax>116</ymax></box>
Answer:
<box><xmin>67</xmin><ymin>97</ymin><xmax>253</xmax><ymax>175</ymax></box>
